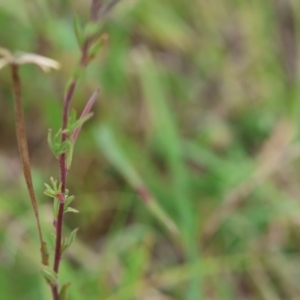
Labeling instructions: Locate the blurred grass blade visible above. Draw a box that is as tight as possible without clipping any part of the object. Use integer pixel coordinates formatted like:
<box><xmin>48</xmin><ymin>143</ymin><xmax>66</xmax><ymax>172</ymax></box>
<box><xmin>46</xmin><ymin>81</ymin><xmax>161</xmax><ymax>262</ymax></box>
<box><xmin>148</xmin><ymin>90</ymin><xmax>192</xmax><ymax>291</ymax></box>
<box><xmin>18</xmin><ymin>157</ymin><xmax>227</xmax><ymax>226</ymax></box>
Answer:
<box><xmin>147</xmin><ymin>199</ymin><xmax>179</xmax><ymax>236</ymax></box>
<box><xmin>134</xmin><ymin>49</ymin><xmax>194</xmax><ymax>243</ymax></box>
<box><xmin>95</xmin><ymin>125</ymin><xmax>179</xmax><ymax>236</ymax></box>
<box><xmin>134</xmin><ymin>49</ymin><xmax>201</xmax><ymax>299</ymax></box>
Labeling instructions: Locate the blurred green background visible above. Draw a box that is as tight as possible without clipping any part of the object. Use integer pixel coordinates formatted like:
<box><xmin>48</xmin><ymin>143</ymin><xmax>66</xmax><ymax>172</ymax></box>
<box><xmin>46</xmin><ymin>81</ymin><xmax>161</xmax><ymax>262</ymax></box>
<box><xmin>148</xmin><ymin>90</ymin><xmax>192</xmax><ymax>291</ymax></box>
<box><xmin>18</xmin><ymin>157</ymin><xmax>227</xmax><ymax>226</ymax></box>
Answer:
<box><xmin>1</xmin><ymin>0</ymin><xmax>300</xmax><ymax>299</ymax></box>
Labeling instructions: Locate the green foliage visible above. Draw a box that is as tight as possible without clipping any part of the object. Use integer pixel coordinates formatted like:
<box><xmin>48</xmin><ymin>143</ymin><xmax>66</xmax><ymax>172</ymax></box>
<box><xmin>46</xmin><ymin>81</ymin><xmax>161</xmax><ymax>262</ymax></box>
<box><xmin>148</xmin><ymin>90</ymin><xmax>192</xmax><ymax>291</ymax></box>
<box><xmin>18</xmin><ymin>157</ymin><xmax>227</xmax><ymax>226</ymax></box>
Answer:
<box><xmin>96</xmin><ymin>125</ymin><xmax>179</xmax><ymax>236</ymax></box>
<box><xmin>47</xmin><ymin>129</ymin><xmax>69</xmax><ymax>158</ymax></box>
<box><xmin>47</xmin><ymin>110</ymin><xmax>93</xmax><ymax>168</ymax></box>
<box><xmin>2</xmin><ymin>0</ymin><xmax>300</xmax><ymax>299</ymax></box>
<box><xmin>44</xmin><ymin>178</ymin><xmax>77</xmax><ymax>219</ymax></box>
<box><xmin>59</xmin><ymin>282</ymin><xmax>72</xmax><ymax>300</ymax></box>
<box><xmin>61</xmin><ymin>228</ymin><xmax>79</xmax><ymax>256</ymax></box>
<box><xmin>41</xmin><ymin>265</ymin><xmax>58</xmax><ymax>285</ymax></box>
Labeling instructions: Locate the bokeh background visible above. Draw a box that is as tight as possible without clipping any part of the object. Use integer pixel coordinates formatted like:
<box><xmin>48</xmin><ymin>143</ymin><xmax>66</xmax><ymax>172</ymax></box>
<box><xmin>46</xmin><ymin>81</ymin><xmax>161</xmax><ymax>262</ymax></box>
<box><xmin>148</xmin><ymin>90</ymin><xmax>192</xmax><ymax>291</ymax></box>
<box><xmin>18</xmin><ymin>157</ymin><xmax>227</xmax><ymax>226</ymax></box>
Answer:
<box><xmin>1</xmin><ymin>0</ymin><xmax>300</xmax><ymax>299</ymax></box>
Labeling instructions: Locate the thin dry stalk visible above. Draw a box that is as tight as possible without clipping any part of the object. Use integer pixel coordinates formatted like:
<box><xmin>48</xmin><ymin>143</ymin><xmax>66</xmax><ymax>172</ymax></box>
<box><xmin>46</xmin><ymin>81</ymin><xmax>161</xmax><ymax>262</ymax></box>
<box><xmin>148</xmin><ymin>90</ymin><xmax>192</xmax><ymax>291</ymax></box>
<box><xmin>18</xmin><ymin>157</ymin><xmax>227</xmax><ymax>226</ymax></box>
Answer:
<box><xmin>10</xmin><ymin>65</ymin><xmax>49</xmax><ymax>266</ymax></box>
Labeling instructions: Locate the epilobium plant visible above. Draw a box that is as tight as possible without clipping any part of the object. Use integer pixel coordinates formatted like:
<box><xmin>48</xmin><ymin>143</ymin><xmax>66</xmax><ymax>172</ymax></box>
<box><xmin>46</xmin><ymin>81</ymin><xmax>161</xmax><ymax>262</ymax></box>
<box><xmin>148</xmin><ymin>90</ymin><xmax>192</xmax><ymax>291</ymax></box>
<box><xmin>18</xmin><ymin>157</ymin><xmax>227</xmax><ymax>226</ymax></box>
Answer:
<box><xmin>0</xmin><ymin>1</ymin><xmax>118</xmax><ymax>299</ymax></box>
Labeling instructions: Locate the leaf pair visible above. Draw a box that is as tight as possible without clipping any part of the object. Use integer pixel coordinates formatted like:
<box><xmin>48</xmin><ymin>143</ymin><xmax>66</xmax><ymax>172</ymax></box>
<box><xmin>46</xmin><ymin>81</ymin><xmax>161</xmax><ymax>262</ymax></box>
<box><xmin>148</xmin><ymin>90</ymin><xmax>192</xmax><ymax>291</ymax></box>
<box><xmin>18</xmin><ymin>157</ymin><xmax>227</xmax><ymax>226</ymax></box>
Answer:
<box><xmin>50</xmin><ymin>228</ymin><xmax>78</xmax><ymax>257</ymax></box>
<box><xmin>48</xmin><ymin>109</ymin><xmax>93</xmax><ymax>169</ymax></box>
<box><xmin>41</xmin><ymin>266</ymin><xmax>71</xmax><ymax>300</ymax></box>
<box><xmin>47</xmin><ymin>129</ymin><xmax>70</xmax><ymax>159</ymax></box>
<box><xmin>73</xmin><ymin>11</ymin><xmax>108</xmax><ymax>64</ymax></box>
<box><xmin>44</xmin><ymin>178</ymin><xmax>78</xmax><ymax>219</ymax></box>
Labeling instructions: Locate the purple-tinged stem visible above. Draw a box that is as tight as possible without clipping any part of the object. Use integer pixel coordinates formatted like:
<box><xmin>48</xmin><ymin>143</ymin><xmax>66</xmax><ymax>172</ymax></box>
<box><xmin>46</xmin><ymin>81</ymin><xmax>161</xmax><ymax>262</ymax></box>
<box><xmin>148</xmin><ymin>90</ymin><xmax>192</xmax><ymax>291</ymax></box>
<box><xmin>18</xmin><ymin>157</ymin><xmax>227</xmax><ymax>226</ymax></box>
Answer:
<box><xmin>51</xmin><ymin>81</ymin><xmax>77</xmax><ymax>299</ymax></box>
<box><xmin>51</xmin><ymin>2</ymin><xmax>103</xmax><ymax>298</ymax></box>
<box><xmin>53</xmin><ymin>81</ymin><xmax>77</xmax><ymax>273</ymax></box>
<box><xmin>51</xmin><ymin>285</ymin><xmax>59</xmax><ymax>300</ymax></box>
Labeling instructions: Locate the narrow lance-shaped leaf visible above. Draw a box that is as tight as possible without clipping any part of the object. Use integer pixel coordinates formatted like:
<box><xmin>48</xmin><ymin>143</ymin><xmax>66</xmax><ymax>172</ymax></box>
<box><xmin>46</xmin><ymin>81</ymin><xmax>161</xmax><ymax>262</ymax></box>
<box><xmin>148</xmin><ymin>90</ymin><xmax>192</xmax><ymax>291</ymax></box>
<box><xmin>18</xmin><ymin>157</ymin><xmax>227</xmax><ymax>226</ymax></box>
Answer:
<box><xmin>66</xmin><ymin>140</ymin><xmax>74</xmax><ymax>170</ymax></box>
<box><xmin>61</xmin><ymin>228</ymin><xmax>79</xmax><ymax>255</ymax></box>
<box><xmin>84</xmin><ymin>22</ymin><xmax>104</xmax><ymax>38</ymax></box>
<box><xmin>50</xmin><ymin>177</ymin><xmax>58</xmax><ymax>191</ymax></box>
<box><xmin>73</xmin><ymin>13</ymin><xmax>84</xmax><ymax>48</ymax></box>
<box><xmin>44</xmin><ymin>177</ymin><xmax>61</xmax><ymax>198</ymax></box>
<box><xmin>60</xmin><ymin>282</ymin><xmax>72</xmax><ymax>300</ymax></box>
<box><xmin>68</xmin><ymin>228</ymin><xmax>79</xmax><ymax>247</ymax></box>
<box><xmin>64</xmin><ymin>195</ymin><xmax>75</xmax><ymax>208</ymax></box>
<box><xmin>64</xmin><ymin>207</ymin><xmax>79</xmax><ymax>214</ymax></box>
<box><xmin>72</xmin><ymin>89</ymin><xmax>100</xmax><ymax>143</ymax></box>
<box><xmin>67</xmin><ymin>110</ymin><xmax>77</xmax><ymax>131</ymax></box>
<box><xmin>72</xmin><ymin>112</ymin><xmax>94</xmax><ymax>131</ymax></box>
<box><xmin>44</xmin><ymin>188</ymin><xmax>57</xmax><ymax>198</ymax></box>
<box><xmin>50</xmin><ymin>233</ymin><xmax>56</xmax><ymax>247</ymax></box>
<box><xmin>41</xmin><ymin>265</ymin><xmax>57</xmax><ymax>285</ymax></box>
<box><xmin>47</xmin><ymin>129</ymin><xmax>58</xmax><ymax>156</ymax></box>
<box><xmin>53</xmin><ymin>198</ymin><xmax>60</xmax><ymax>219</ymax></box>
<box><xmin>88</xmin><ymin>34</ymin><xmax>108</xmax><ymax>59</ymax></box>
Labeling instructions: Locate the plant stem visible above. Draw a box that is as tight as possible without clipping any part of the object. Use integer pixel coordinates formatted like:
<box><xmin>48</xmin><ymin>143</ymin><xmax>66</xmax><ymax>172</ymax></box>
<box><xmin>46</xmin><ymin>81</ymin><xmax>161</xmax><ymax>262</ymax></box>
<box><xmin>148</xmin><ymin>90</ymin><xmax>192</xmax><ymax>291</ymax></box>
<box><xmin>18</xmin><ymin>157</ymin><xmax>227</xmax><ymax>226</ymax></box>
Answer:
<box><xmin>51</xmin><ymin>81</ymin><xmax>78</xmax><ymax>298</ymax></box>
<box><xmin>10</xmin><ymin>65</ymin><xmax>49</xmax><ymax>266</ymax></box>
<box><xmin>52</xmin><ymin>24</ymin><xmax>95</xmax><ymax>279</ymax></box>
<box><xmin>51</xmin><ymin>2</ymin><xmax>104</xmax><ymax>297</ymax></box>
<box><xmin>51</xmin><ymin>285</ymin><xmax>60</xmax><ymax>300</ymax></box>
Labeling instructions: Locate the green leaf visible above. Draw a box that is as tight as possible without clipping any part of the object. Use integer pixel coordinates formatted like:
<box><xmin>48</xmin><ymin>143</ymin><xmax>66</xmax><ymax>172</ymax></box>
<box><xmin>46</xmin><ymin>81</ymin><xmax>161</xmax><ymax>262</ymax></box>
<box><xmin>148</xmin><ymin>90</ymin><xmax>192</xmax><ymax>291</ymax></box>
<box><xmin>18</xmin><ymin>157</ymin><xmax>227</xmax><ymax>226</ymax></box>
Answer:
<box><xmin>44</xmin><ymin>185</ymin><xmax>56</xmax><ymax>198</ymax></box>
<box><xmin>73</xmin><ymin>13</ymin><xmax>84</xmax><ymax>47</ymax></box>
<box><xmin>57</xmin><ymin>140</ymin><xmax>70</xmax><ymax>155</ymax></box>
<box><xmin>68</xmin><ymin>228</ymin><xmax>79</xmax><ymax>247</ymax></box>
<box><xmin>64</xmin><ymin>195</ymin><xmax>75</xmax><ymax>208</ymax></box>
<box><xmin>53</xmin><ymin>198</ymin><xmax>60</xmax><ymax>219</ymax></box>
<box><xmin>44</xmin><ymin>183</ymin><xmax>53</xmax><ymax>191</ymax></box>
<box><xmin>88</xmin><ymin>36</ymin><xmax>106</xmax><ymax>59</ymax></box>
<box><xmin>50</xmin><ymin>233</ymin><xmax>56</xmax><ymax>247</ymax></box>
<box><xmin>41</xmin><ymin>265</ymin><xmax>57</xmax><ymax>285</ymax></box>
<box><xmin>74</xmin><ymin>112</ymin><xmax>94</xmax><ymax>128</ymax></box>
<box><xmin>60</xmin><ymin>282</ymin><xmax>72</xmax><ymax>300</ymax></box>
<box><xmin>53</xmin><ymin>129</ymin><xmax>62</xmax><ymax>144</ymax></box>
<box><xmin>61</xmin><ymin>228</ymin><xmax>79</xmax><ymax>255</ymax></box>
<box><xmin>48</xmin><ymin>129</ymin><xmax>66</xmax><ymax>157</ymax></box>
<box><xmin>50</xmin><ymin>177</ymin><xmax>58</xmax><ymax>190</ymax></box>
<box><xmin>67</xmin><ymin>109</ymin><xmax>77</xmax><ymax>129</ymax></box>
<box><xmin>61</xmin><ymin>237</ymin><xmax>68</xmax><ymax>255</ymax></box>
<box><xmin>68</xmin><ymin>112</ymin><xmax>94</xmax><ymax>134</ymax></box>
<box><xmin>64</xmin><ymin>207</ymin><xmax>79</xmax><ymax>214</ymax></box>
<box><xmin>44</xmin><ymin>178</ymin><xmax>61</xmax><ymax>199</ymax></box>
<box><xmin>66</xmin><ymin>140</ymin><xmax>74</xmax><ymax>170</ymax></box>
<box><xmin>84</xmin><ymin>21</ymin><xmax>103</xmax><ymax>38</ymax></box>
<box><xmin>47</xmin><ymin>129</ymin><xmax>57</xmax><ymax>155</ymax></box>
<box><xmin>44</xmin><ymin>189</ymin><xmax>57</xmax><ymax>198</ymax></box>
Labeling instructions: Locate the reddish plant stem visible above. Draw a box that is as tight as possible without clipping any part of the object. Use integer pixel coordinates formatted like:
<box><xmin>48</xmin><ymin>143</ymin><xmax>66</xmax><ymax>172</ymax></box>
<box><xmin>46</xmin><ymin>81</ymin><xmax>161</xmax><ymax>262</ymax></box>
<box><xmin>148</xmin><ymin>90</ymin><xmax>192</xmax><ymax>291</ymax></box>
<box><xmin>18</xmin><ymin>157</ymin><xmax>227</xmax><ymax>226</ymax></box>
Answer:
<box><xmin>80</xmin><ymin>39</ymin><xmax>91</xmax><ymax>67</ymax></box>
<box><xmin>51</xmin><ymin>285</ymin><xmax>59</xmax><ymax>300</ymax></box>
<box><xmin>51</xmin><ymin>38</ymin><xmax>91</xmax><ymax>298</ymax></box>
<box><xmin>51</xmin><ymin>3</ymin><xmax>102</xmax><ymax>298</ymax></box>
<box><xmin>51</xmin><ymin>81</ymin><xmax>77</xmax><ymax>298</ymax></box>
<box><xmin>53</xmin><ymin>203</ymin><xmax>66</xmax><ymax>272</ymax></box>
<box><xmin>91</xmin><ymin>0</ymin><xmax>102</xmax><ymax>21</ymax></box>
<box><xmin>54</xmin><ymin>81</ymin><xmax>77</xmax><ymax>270</ymax></box>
